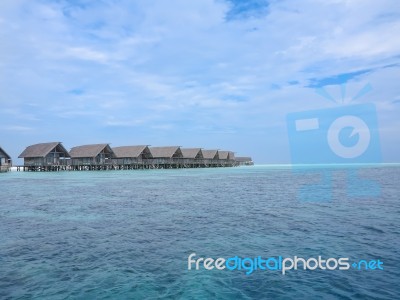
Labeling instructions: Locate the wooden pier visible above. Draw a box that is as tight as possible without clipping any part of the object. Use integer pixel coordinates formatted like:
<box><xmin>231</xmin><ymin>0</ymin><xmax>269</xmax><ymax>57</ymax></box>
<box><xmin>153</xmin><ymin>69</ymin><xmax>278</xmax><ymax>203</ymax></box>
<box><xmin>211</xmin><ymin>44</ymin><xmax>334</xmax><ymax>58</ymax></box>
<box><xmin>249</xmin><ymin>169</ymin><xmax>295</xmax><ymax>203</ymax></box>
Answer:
<box><xmin>15</xmin><ymin>161</ymin><xmax>236</xmax><ymax>172</ymax></box>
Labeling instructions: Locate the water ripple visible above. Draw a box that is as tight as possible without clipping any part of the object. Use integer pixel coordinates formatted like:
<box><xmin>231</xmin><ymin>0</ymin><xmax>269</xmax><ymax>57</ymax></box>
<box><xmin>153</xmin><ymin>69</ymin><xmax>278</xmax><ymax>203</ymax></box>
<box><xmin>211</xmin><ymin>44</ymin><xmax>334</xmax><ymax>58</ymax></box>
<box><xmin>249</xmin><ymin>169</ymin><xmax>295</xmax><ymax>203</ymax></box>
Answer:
<box><xmin>0</xmin><ymin>166</ymin><xmax>399</xmax><ymax>299</ymax></box>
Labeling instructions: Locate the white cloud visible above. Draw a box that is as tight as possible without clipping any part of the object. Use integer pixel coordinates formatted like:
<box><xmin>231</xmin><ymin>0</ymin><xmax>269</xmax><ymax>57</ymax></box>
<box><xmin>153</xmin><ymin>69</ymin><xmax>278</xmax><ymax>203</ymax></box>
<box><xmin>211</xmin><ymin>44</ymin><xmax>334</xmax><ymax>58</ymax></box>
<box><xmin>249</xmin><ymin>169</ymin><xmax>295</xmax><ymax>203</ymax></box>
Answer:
<box><xmin>65</xmin><ymin>47</ymin><xmax>109</xmax><ymax>63</ymax></box>
<box><xmin>326</xmin><ymin>31</ymin><xmax>400</xmax><ymax>58</ymax></box>
<box><xmin>0</xmin><ymin>0</ymin><xmax>399</xmax><ymax>162</ymax></box>
<box><xmin>3</xmin><ymin>125</ymin><xmax>34</xmax><ymax>131</ymax></box>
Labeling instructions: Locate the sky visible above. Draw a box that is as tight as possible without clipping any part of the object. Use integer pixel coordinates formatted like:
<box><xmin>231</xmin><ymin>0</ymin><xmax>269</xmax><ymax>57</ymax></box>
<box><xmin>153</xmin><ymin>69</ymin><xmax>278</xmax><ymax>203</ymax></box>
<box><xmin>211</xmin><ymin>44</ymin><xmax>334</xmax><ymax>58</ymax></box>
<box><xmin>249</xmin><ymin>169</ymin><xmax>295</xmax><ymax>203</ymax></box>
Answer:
<box><xmin>1</xmin><ymin>0</ymin><xmax>399</xmax><ymax>164</ymax></box>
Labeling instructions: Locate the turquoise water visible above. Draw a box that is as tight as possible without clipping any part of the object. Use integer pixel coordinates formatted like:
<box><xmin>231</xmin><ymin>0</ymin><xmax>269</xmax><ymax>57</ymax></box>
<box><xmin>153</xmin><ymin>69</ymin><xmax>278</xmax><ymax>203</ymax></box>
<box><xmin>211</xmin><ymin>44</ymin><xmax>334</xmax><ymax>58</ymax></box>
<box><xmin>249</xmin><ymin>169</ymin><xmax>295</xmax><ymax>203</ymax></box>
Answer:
<box><xmin>0</xmin><ymin>165</ymin><xmax>399</xmax><ymax>299</ymax></box>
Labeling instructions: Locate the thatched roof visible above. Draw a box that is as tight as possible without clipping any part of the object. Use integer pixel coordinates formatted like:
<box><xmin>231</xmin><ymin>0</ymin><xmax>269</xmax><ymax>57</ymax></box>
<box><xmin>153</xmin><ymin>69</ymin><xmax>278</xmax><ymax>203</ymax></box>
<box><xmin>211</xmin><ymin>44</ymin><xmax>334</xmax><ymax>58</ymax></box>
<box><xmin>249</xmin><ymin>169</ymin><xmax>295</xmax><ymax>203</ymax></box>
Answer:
<box><xmin>180</xmin><ymin>148</ymin><xmax>203</xmax><ymax>159</ymax></box>
<box><xmin>228</xmin><ymin>151</ymin><xmax>235</xmax><ymax>160</ymax></box>
<box><xmin>19</xmin><ymin>142</ymin><xmax>70</xmax><ymax>158</ymax></box>
<box><xmin>0</xmin><ymin>147</ymin><xmax>11</xmax><ymax>159</ymax></box>
<box><xmin>149</xmin><ymin>146</ymin><xmax>183</xmax><ymax>158</ymax></box>
<box><xmin>69</xmin><ymin>144</ymin><xmax>114</xmax><ymax>158</ymax></box>
<box><xmin>202</xmin><ymin>150</ymin><xmax>219</xmax><ymax>159</ymax></box>
<box><xmin>235</xmin><ymin>156</ymin><xmax>253</xmax><ymax>162</ymax></box>
<box><xmin>218</xmin><ymin>151</ymin><xmax>229</xmax><ymax>160</ymax></box>
<box><xmin>113</xmin><ymin>145</ymin><xmax>151</xmax><ymax>158</ymax></box>
<box><xmin>218</xmin><ymin>151</ymin><xmax>235</xmax><ymax>160</ymax></box>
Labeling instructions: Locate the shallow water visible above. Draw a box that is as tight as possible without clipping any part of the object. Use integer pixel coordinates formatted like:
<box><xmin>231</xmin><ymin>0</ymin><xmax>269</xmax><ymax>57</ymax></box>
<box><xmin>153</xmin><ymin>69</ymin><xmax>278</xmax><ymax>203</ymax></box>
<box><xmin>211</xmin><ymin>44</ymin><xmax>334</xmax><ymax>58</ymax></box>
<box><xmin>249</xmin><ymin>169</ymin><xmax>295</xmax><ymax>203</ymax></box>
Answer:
<box><xmin>0</xmin><ymin>165</ymin><xmax>399</xmax><ymax>299</ymax></box>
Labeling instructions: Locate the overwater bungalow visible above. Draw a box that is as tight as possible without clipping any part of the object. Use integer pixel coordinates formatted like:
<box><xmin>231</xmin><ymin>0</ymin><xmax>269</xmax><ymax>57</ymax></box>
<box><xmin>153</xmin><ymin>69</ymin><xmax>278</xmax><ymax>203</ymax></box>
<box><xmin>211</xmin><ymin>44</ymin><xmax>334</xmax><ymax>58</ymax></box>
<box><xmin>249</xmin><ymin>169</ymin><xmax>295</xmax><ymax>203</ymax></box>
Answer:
<box><xmin>180</xmin><ymin>148</ymin><xmax>203</xmax><ymax>167</ymax></box>
<box><xmin>112</xmin><ymin>145</ymin><xmax>152</xmax><ymax>169</ymax></box>
<box><xmin>0</xmin><ymin>146</ymin><xmax>12</xmax><ymax>172</ymax></box>
<box><xmin>69</xmin><ymin>144</ymin><xmax>115</xmax><ymax>170</ymax></box>
<box><xmin>201</xmin><ymin>150</ymin><xmax>219</xmax><ymax>167</ymax></box>
<box><xmin>18</xmin><ymin>142</ymin><xmax>70</xmax><ymax>171</ymax></box>
<box><xmin>148</xmin><ymin>146</ymin><xmax>183</xmax><ymax>168</ymax></box>
<box><xmin>217</xmin><ymin>151</ymin><xmax>236</xmax><ymax>167</ymax></box>
<box><xmin>235</xmin><ymin>157</ymin><xmax>254</xmax><ymax>166</ymax></box>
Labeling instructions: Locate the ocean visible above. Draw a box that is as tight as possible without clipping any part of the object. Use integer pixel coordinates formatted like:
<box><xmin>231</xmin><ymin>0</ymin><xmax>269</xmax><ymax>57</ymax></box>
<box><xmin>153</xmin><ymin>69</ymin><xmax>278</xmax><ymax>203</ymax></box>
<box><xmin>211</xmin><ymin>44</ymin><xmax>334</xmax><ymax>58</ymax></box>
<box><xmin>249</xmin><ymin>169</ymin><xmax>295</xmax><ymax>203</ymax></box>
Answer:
<box><xmin>0</xmin><ymin>165</ymin><xmax>399</xmax><ymax>299</ymax></box>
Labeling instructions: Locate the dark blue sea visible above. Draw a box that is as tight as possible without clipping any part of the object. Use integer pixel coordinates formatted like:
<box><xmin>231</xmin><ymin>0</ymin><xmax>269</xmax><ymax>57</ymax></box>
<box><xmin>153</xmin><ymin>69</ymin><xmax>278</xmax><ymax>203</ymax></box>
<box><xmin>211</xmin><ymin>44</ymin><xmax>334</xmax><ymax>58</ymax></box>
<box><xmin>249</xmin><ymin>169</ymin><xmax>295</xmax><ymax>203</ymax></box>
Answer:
<box><xmin>0</xmin><ymin>165</ymin><xmax>399</xmax><ymax>299</ymax></box>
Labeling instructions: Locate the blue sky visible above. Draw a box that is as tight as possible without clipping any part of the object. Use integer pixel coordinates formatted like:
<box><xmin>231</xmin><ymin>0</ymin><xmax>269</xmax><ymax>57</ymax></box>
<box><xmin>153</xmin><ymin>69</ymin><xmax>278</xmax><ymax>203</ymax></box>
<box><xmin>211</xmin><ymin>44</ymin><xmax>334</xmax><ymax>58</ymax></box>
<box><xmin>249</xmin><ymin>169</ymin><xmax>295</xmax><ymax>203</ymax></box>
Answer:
<box><xmin>1</xmin><ymin>0</ymin><xmax>399</xmax><ymax>163</ymax></box>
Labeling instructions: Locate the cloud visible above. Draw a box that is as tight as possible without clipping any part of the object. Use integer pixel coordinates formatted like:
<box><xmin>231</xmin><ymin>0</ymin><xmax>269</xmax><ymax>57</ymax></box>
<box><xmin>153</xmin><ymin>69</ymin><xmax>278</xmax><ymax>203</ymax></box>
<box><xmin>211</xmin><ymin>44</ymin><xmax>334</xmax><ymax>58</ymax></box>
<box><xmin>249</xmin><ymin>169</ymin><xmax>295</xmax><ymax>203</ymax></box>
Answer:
<box><xmin>0</xmin><ymin>0</ymin><xmax>399</xmax><ymax>163</ymax></box>
<box><xmin>65</xmin><ymin>47</ymin><xmax>109</xmax><ymax>63</ymax></box>
<box><xmin>3</xmin><ymin>125</ymin><xmax>34</xmax><ymax>132</ymax></box>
